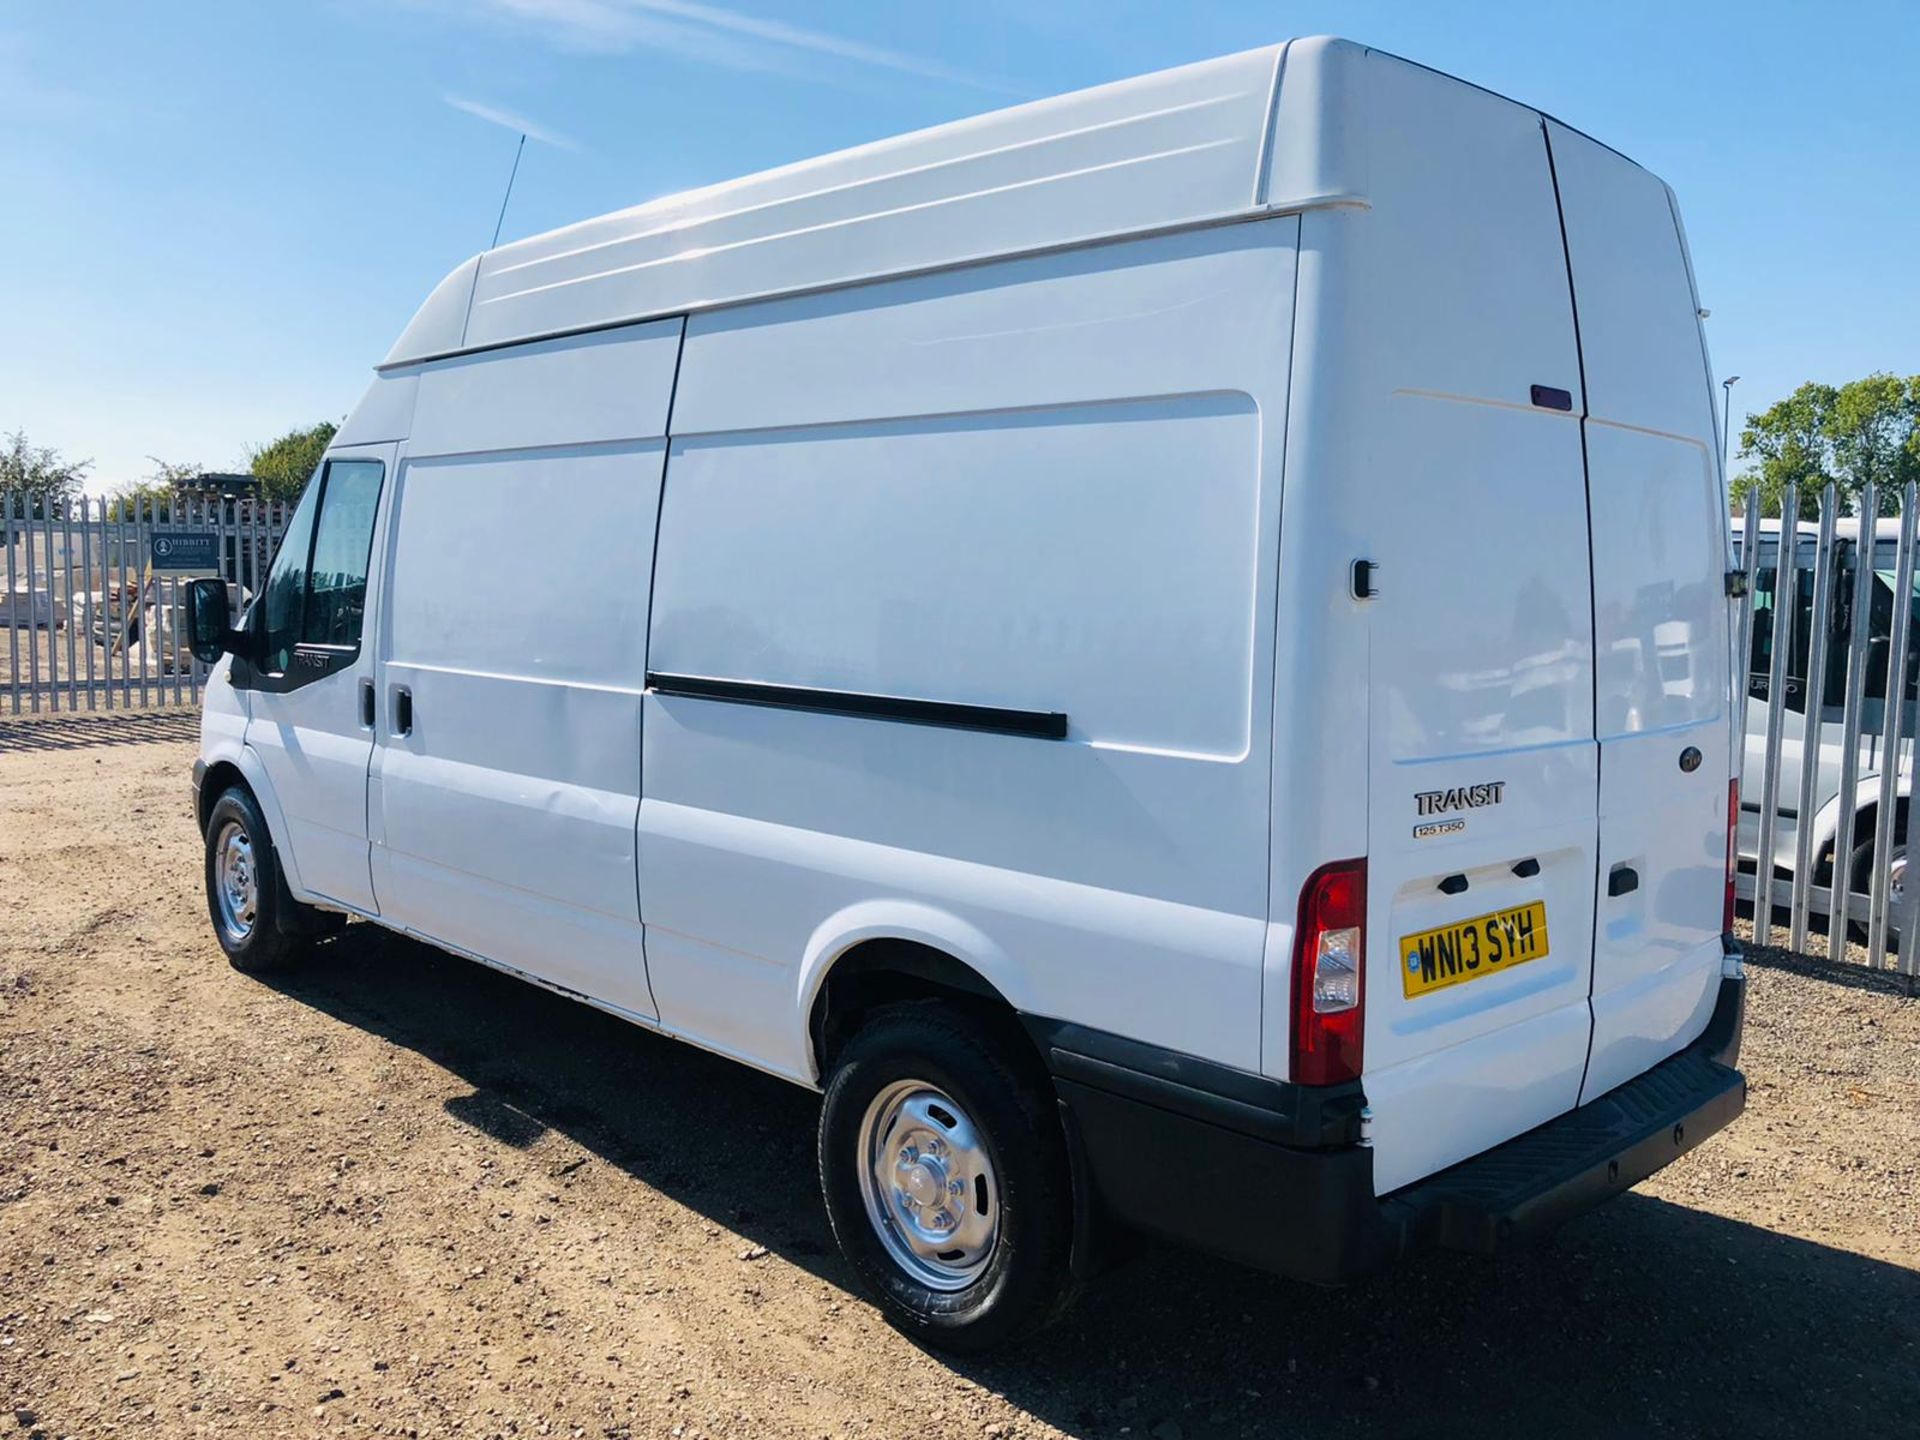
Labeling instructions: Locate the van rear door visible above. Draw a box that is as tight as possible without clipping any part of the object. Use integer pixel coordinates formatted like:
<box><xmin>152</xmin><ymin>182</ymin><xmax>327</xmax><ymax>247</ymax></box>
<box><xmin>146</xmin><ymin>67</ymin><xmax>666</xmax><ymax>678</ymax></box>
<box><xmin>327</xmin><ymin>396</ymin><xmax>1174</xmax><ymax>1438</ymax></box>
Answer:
<box><xmin>1544</xmin><ymin>122</ymin><xmax>1733</xmax><ymax>1103</ymax></box>
<box><xmin>1352</xmin><ymin>77</ymin><xmax>1601</xmax><ymax>1196</ymax></box>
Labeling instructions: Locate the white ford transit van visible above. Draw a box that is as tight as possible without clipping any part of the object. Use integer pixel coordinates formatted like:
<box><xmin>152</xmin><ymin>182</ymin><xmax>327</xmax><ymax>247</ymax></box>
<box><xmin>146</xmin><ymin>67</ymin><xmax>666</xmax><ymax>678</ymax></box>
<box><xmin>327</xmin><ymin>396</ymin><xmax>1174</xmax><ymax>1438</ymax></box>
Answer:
<box><xmin>187</xmin><ymin>37</ymin><xmax>1748</xmax><ymax>1350</ymax></box>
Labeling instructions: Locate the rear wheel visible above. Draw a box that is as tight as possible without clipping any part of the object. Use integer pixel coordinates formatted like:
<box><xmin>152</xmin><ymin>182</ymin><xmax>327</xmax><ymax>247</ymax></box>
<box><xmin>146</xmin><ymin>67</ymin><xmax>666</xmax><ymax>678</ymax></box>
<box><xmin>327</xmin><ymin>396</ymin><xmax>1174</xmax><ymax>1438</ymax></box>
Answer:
<box><xmin>1845</xmin><ymin>836</ymin><xmax>1906</xmax><ymax>948</ymax></box>
<box><xmin>202</xmin><ymin>787</ymin><xmax>316</xmax><ymax>973</ymax></box>
<box><xmin>817</xmin><ymin>1002</ymin><xmax>1077</xmax><ymax>1352</ymax></box>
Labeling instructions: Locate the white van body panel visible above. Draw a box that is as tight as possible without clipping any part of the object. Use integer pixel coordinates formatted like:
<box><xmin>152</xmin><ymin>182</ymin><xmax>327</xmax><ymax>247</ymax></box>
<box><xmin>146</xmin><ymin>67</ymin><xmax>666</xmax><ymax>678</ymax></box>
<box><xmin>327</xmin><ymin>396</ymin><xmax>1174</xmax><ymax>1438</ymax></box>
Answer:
<box><xmin>643</xmin><ymin>223</ymin><xmax>1297</xmax><ymax>1077</ymax></box>
<box><xmin>382</xmin><ymin>255</ymin><xmax>480</xmax><ymax>369</ymax></box>
<box><xmin>206</xmin><ymin>37</ymin><xmax>1737</xmax><ymax>1220</ymax></box>
<box><xmin>336</xmin><ymin>373</ymin><xmax>419</xmax><ymax>449</ymax></box>
<box><xmin>369</xmin><ymin>320</ymin><xmax>682</xmax><ymax>1020</ymax></box>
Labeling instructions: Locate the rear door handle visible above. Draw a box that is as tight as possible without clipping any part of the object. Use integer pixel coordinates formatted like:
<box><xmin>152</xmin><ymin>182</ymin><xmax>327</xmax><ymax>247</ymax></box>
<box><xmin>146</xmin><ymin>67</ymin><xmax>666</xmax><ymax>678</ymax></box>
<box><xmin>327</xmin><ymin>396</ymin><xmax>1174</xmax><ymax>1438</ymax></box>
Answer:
<box><xmin>392</xmin><ymin>685</ymin><xmax>413</xmax><ymax>736</ymax></box>
<box><xmin>359</xmin><ymin>678</ymin><xmax>375</xmax><ymax>729</ymax></box>
<box><xmin>1608</xmin><ymin>864</ymin><xmax>1639</xmax><ymax>897</ymax></box>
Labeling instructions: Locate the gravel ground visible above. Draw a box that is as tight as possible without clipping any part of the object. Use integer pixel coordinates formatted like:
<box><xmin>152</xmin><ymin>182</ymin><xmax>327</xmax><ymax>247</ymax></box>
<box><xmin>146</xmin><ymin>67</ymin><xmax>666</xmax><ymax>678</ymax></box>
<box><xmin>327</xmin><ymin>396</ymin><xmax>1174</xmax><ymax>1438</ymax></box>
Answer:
<box><xmin>1</xmin><ymin>713</ymin><xmax>1915</xmax><ymax>1440</ymax></box>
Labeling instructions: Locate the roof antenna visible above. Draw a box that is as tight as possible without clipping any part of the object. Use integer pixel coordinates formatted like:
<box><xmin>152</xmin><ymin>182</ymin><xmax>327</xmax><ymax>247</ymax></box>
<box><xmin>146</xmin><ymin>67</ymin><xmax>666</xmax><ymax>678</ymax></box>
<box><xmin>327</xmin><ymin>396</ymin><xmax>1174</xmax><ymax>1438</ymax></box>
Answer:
<box><xmin>490</xmin><ymin>132</ymin><xmax>527</xmax><ymax>250</ymax></box>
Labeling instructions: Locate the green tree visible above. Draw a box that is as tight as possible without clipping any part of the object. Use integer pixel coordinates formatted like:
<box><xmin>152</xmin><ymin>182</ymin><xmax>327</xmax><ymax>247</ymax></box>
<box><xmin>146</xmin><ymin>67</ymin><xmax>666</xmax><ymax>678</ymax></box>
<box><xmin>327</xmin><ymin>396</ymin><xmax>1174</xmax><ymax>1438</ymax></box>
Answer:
<box><xmin>145</xmin><ymin>456</ymin><xmax>204</xmax><ymax>488</ymax></box>
<box><xmin>1828</xmin><ymin>373</ymin><xmax>1920</xmax><ymax>506</ymax></box>
<box><xmin>1731</xmin><ymin>374</ymin><xmax>1920</xmax><ymax>517</ymax></box>
<box><xmin>1731</xmin><ymin>383</ymin><xmax>1836</xmax><ymax>518</ymax></box>
<box><xmin>104</xmin><ymin>457</ymin><xmax>205</xmax><ymax>522</ymax></box>
<box><xmin>248</xmin><ymin>421</ymin><xmax>337</xmax><ymax>503</ymax></box>
<box><xmin>1729</xmin><ymin>468</ymin><xmax>1824</xmax><ymax>520</ymax></box>
<box><xmin>0</xmin><ymin>428</ymin><xmax>91</xmax><ymax>516</ymax></box>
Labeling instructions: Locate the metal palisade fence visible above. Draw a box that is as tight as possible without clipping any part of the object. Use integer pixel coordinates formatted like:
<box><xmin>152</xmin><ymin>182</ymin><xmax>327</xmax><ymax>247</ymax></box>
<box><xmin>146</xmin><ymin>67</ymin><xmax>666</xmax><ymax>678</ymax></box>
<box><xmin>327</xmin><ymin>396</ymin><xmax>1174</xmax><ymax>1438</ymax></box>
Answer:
<box><xmin>1</xmin><ymin>490</ymin><xmax>291</xmax><ymax>716</ymax></box>
<box><xmin>1734</xmin><ymin>482</ymin><xmax>1920</xmax><ymax>978</ymax></box>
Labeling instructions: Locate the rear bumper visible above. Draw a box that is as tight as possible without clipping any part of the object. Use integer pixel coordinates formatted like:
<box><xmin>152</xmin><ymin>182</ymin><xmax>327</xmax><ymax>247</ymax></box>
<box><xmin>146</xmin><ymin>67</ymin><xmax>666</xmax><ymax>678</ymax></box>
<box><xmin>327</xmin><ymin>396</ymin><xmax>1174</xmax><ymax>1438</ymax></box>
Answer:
<box><xmin>1034</xmin><ymin>968</ymin><xmax>1747</xmax><ymax>1284</ymax></box>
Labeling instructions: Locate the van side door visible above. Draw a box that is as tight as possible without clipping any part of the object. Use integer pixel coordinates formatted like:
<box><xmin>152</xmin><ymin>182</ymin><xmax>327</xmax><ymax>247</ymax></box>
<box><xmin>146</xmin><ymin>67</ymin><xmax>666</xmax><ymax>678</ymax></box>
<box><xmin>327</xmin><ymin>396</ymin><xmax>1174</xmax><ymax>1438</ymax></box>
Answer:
<box><xmin>366</xmin><ymin>322</ymin><xmax>682</xmax><ymax>1019</ymax></box>
<box><xmin>239</xmin><ymin>445</ymin><xmax>394</xmax><ymax>913</ymax></box>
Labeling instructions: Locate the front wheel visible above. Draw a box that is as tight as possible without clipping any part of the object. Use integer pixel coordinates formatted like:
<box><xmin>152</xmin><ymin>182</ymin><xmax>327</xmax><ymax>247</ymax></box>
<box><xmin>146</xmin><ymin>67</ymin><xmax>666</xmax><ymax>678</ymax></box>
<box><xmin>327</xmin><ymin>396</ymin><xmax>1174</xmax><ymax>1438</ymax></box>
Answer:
<box><xmin>203</xmin><ymin>787</ymin><xmax>310</xmax><ymax>973</ymax></box>
<box><xmin>817</xmin><ymin>1003</ymin><xmax>1077</xmax><ymax>1352</ymax></box>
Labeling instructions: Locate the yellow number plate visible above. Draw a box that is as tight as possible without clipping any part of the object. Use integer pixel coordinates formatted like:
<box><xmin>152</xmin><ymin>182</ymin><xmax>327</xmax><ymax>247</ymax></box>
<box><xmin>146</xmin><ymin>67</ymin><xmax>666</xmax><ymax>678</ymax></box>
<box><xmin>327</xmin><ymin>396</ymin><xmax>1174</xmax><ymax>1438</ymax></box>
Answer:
<box><xmin>1400</xmin><ymin>900</ymin><xmax>1549</xmax><ymax>999</ymax></box>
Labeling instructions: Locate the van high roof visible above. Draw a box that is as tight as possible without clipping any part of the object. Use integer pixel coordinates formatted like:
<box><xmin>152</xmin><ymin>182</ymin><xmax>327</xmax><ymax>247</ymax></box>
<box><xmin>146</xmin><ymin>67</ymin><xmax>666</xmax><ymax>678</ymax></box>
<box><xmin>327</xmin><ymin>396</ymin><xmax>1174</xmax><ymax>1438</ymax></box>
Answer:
<box><xmin>381</xmin><ymin>36</ymin><xmax>1638</xmax><ymax>369</ymax></box>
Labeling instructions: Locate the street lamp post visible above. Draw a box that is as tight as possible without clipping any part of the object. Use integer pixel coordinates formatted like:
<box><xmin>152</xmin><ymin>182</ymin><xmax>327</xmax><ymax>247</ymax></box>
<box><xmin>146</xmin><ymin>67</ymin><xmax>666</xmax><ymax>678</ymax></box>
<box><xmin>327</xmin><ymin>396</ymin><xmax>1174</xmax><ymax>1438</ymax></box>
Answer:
<box><xmin>1721</xmin><ymin>375</ymin><xmax>1741</xmax><ymax>480</ymax></box>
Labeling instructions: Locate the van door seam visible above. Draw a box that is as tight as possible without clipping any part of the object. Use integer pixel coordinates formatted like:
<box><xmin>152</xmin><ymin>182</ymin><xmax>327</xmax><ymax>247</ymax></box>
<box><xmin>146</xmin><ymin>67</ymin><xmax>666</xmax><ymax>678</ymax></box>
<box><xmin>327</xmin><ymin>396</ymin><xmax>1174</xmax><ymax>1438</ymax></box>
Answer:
<box><xmin>632</xmin><ymin>315</ymin><xmax>689</xmax><ymax>1023</ymax></box>
<box><xmin>1541</xmin><ymin>118</ymin><xmax>1604</xmax><ymax>1102</ymax></box>
<box><xmin>1260</xmin><ymin>216</ymin><xmax>1306</xmax><ymax>1077</ymax></box>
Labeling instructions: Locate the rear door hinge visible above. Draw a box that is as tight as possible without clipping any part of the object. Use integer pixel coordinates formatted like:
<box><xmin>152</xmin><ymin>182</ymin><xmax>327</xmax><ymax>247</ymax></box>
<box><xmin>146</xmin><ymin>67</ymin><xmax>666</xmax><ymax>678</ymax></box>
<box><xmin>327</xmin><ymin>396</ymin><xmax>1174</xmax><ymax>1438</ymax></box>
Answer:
<box><xmin>1725</xmin><ymin>569</ymin><xmax>1749</xmax><ymax>598</ymax></box>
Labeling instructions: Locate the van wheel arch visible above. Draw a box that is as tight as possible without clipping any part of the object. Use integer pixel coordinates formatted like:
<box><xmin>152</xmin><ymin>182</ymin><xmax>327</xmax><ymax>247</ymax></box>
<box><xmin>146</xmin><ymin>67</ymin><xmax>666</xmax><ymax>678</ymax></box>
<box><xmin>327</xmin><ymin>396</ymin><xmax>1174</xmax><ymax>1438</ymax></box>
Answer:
<box><xmin>807</xmin><ymin>941</ymin><xmax>1111</xmax><ymax>1315</ymax></box>
<box><xmin>196</xmin><ymin>760</ymin><xmax>253</xmax><ymax>834</ymax></box>
<box><xmin>808</xmin><ymin>939</ymin><xmax>1030</xmax><ymax>1078</ymax></box>
<box><xmin>1816</xmin><ymin>795</ymin><xmax>1909</xmax><ymax>883</ymax></box>
<box><xmin>195</xmin><ymin>764</ymin><xmax>342</xmax><ymax>943</ymax></box>
<box><xmin>1829</xmin><ymin>797</ymin><xmax>1909</xmax><ymax>943</ymax></box>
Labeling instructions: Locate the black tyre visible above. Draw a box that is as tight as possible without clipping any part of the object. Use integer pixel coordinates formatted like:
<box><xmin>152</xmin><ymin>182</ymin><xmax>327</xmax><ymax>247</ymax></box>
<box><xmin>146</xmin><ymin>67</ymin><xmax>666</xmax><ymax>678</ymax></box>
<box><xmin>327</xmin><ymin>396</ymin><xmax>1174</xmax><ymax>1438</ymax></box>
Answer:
<box><xmin>817</xmin><ymin>1002</ymin><xmax>1077</xmax><ymax>1352</ymax></box>
<box><xmin>202</xmin><ymin>786</ymin><xmax>309</xmax><ymax>973</ymax></box>
<box><xmin>1845</xmin><ymin>835</ymin><xmax>1906</xmax><ymax>948</ymax></box>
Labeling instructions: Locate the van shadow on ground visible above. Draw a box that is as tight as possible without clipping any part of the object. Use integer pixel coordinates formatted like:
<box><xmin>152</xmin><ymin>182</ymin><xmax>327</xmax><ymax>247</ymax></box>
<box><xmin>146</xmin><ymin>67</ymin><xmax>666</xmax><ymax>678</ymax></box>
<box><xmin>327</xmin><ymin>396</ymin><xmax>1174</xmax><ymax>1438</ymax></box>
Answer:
<box><xmin>263</xmin><ymin>924</ymin><xmax>1920</xmax><ymax>1440</ymax></box>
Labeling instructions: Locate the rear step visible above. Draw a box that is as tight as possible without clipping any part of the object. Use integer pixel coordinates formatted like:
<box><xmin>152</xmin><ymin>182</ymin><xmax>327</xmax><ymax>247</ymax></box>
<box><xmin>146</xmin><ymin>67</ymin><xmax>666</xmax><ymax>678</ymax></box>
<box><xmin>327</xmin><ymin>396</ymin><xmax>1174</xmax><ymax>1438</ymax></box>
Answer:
<box><xmin>1385</xmin><ymin>974</ymin><xmax>1746</xmax><ymax>1253</ymax></box>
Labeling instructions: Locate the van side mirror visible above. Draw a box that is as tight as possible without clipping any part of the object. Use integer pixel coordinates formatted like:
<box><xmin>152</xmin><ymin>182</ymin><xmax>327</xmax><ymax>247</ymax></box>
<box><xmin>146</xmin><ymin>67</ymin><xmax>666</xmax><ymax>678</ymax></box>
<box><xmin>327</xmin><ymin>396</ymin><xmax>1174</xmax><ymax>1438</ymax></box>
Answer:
<box><xmin>185</xmin><ymin>577</ymin><xmax>241</xmax><ymax>665</ymax></box>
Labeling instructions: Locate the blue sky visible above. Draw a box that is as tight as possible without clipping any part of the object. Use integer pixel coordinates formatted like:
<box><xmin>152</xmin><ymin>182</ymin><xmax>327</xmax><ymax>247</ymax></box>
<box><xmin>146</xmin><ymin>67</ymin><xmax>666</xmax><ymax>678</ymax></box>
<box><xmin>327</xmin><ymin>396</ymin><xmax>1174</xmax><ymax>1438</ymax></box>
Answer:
<box><xmin>4</xmin><ymin>0</ymin><xmax>1916</xmax><ymax>490</ymax></box>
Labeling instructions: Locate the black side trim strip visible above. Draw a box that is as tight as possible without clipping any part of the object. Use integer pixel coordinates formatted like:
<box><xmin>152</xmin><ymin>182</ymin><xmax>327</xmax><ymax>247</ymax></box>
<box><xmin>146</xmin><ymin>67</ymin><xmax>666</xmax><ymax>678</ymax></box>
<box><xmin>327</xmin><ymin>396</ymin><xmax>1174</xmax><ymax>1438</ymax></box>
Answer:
<box><xmin>646</xmin><ymin>672</ymin><xmax>1067</xmax><ymax>740</ymax></box>
<box><xmin>1021</xmin><ymin>1015</ymin><xmax>1367</xmax><ymax>1149</ymax></box>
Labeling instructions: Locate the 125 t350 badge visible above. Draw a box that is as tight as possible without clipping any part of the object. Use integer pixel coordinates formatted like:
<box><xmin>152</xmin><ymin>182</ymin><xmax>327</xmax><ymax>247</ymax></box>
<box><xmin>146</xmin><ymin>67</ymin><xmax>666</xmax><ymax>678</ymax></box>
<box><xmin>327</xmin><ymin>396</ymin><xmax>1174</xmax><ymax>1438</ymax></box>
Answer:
<box><xmin>1411</xmin><ymin>781</ymin><xmax>1504</xmax><ymax>839</ymax></box>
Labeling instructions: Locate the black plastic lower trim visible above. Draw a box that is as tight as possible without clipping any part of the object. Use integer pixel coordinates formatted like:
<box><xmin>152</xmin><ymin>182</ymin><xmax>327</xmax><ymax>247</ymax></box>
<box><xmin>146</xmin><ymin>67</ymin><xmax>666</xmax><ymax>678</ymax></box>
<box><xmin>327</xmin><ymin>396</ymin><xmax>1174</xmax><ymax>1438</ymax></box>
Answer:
<box><xmin>1057</xmin><ymin>1074</ymin><xmax>1391</xmax><ymax>1284</ymax></box>
<box><xmin>1022</xmin><ymin>1016</ymin><xmax>1364</xmax><ymax>1149</ymax></box>
<box><xmin>1040</xmin><ymin>974</ymin><xmax>1748</xmax><ymax>1285</ymax></box>
<box><xmin>645</xmin><ymin>672</ymin><xmax>1067</xmax><ymax>740</ymax></box>
<box><xmin>1386</xmin><ymin>1013</ymin><xmax>1745</xmax><ymax>1252</ymax></box>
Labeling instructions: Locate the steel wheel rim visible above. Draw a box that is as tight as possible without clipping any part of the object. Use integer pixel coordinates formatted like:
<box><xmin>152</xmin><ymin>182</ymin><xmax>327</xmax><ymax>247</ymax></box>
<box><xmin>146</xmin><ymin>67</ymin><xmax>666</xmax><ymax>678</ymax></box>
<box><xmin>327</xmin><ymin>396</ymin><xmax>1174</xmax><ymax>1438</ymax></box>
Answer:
<box><xmin>855</xmin><ymin>1078</ymin><xmax>999</xmax><ymax>1291</ymax></box>
<box><xmin>214</xmin><ymin>819</ymin><xmax>258</xmax><ymax>944</ymax></box>
<box><xmin>1891</xmin><ymin>850</ymin><xmax>1907</xmax><ymax>910</ymax></box>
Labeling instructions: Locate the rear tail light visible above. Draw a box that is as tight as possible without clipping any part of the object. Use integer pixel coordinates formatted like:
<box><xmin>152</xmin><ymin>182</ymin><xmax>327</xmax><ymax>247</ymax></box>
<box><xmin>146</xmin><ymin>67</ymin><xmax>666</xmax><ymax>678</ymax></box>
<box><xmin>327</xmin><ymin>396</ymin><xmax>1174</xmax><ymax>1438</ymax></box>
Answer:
<box><xmin>1292</xmin><ymin>859</ymin><xmax>1367</xmax><ymax>1086</ymax></box>
<box><xmin>1723</xmin><ymin>778</ymin><xmax>1739</xmax><ymax>934</ymax></box>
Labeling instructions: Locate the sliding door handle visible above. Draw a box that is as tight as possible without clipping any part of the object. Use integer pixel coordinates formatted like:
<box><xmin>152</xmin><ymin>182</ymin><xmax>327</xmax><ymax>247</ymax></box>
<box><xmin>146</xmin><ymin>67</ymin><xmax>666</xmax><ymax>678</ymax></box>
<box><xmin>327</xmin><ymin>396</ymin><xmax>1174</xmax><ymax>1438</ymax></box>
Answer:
<box><xmin>392</xmin><ymin>685</ymin><xmax>413</xmax><ymax>736</ymax></box>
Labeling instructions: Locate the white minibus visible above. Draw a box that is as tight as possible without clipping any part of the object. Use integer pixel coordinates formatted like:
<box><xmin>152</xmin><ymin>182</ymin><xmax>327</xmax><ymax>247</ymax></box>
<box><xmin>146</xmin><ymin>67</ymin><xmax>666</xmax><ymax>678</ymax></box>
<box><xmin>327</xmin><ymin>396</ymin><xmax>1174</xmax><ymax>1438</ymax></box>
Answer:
<box><xmin>187</xmin><ymin>37</ymin><xmax>1748</xmax><ymax>1350</ymax></box>
<box><xmin>1732</xmin><ymin>516</ymin><xmax>1914</xmax><ymax>937</ymax></box>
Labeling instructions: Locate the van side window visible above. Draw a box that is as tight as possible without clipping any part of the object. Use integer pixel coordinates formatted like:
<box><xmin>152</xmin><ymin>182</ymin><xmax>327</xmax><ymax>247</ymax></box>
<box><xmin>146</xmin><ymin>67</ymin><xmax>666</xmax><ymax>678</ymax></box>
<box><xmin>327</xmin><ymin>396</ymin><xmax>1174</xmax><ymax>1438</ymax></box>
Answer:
<box><xmin>1863</xmin><ymin>564</ymin><xmax>1920</xmax><ymax>705</ymax></box>
<box><xmin>260</xmin><ymin>473</ymin><xmax>323</xmax><ymax>674</ymax></box>
<box><xmin>1745</xmin><ymin>555</ymin><xmax>1818</xmax><ymax>714</ymax></box>
<box><xmin>258</xmin><ymin>458</ymin><xmax>386</xmax><ymax>674</ymax></box>
<box><xmin>1745</xmin><ymin>562</ymin><xmax>1773</xmax><ymax>682</ymax></box>
<box><xmin>302</xmin><ymin>461</ymin><xmax>383</xmax><ymax>649</ymax></box>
